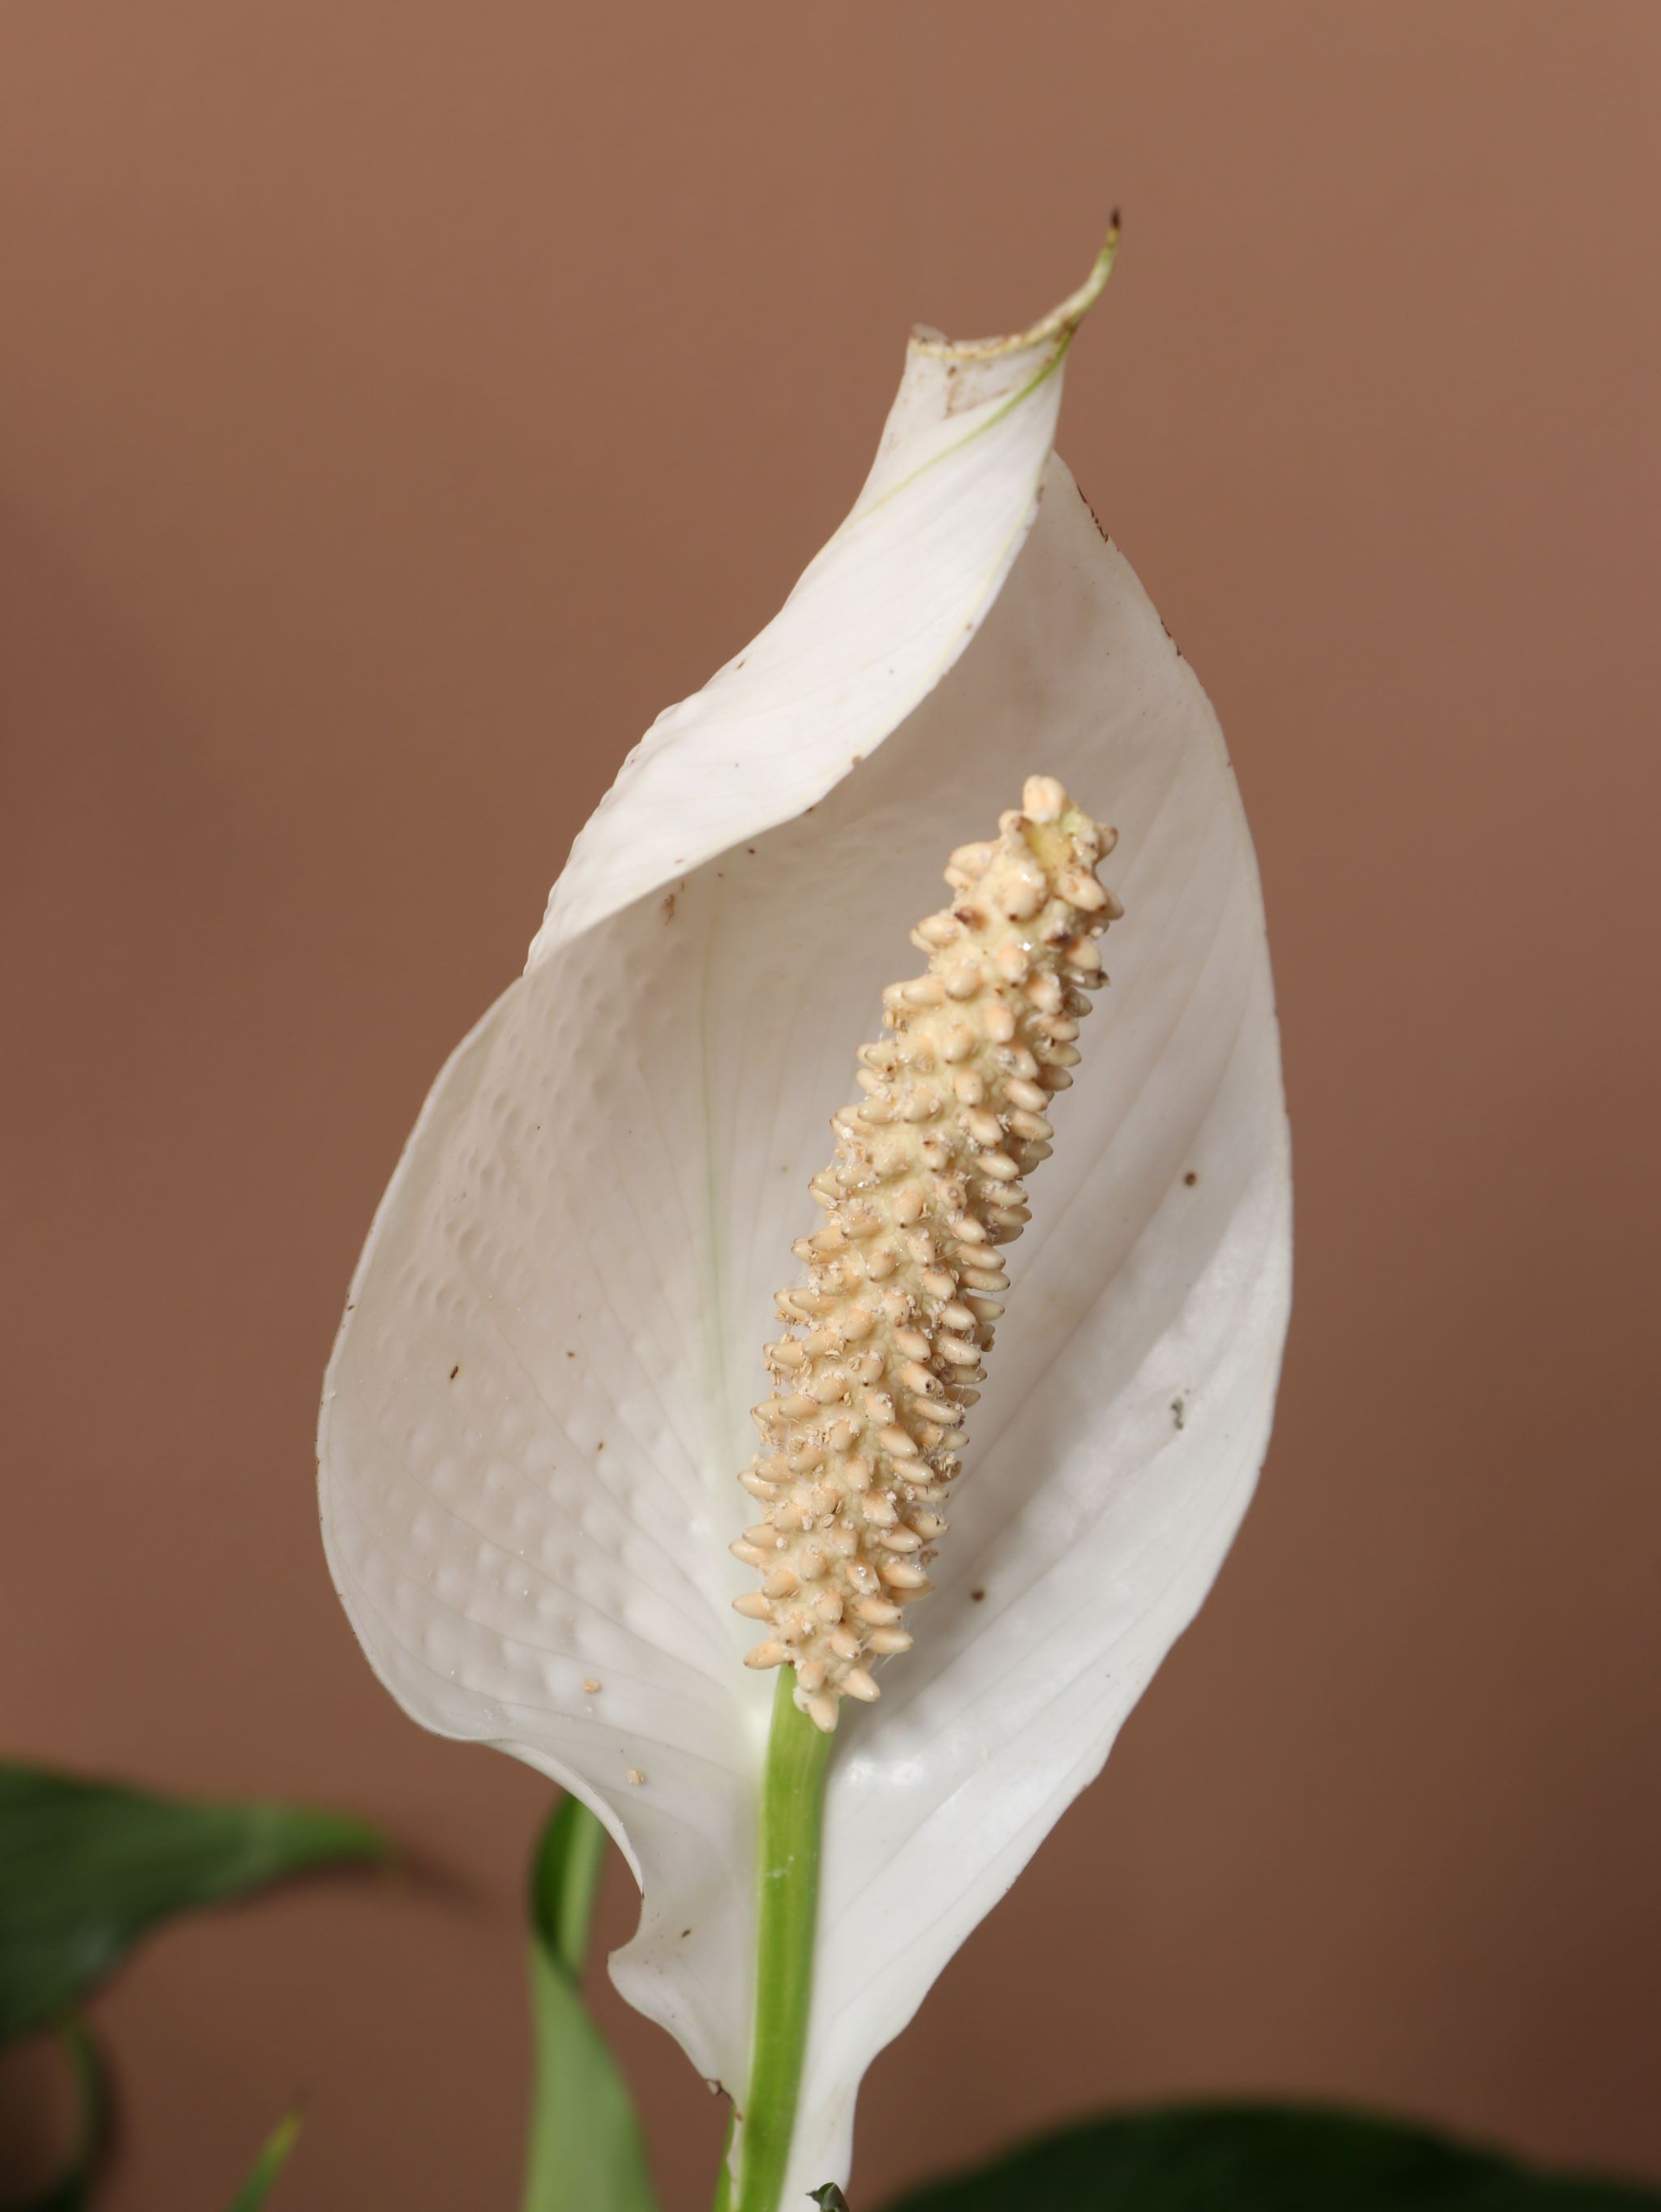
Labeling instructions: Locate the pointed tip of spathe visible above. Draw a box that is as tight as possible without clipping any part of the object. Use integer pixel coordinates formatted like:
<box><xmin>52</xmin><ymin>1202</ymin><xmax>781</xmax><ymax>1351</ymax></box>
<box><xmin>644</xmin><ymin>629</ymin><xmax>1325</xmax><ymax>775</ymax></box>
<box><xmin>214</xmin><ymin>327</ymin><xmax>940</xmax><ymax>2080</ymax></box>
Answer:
<box><xmin>909</xmin><ymin>216</ymin><xmax>1122</xmax><ymax>366</ymax></box>
<box><xmin>1039</xmin><ymin>215</ymin><xmax>1122</xmax><ymax>342</ymax></box>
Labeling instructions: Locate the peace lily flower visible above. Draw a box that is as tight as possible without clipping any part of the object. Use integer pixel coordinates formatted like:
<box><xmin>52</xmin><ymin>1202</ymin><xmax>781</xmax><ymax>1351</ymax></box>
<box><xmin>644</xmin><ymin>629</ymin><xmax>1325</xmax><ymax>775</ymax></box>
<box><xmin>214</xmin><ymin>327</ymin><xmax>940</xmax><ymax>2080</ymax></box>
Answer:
<box><xmin>319</xmin><ymin>234</ymin><xmax>1291</xmax><ymax>2211</ymax></box>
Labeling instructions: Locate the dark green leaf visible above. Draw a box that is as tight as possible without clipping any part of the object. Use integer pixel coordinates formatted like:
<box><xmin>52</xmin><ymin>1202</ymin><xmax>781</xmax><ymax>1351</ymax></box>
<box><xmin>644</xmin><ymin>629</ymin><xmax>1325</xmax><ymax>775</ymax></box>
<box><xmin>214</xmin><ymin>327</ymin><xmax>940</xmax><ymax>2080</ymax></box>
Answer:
<box><xmin>6</xmin><ymin>2017</ymin><xmax>110</xmax><ymax>2212</ymax></box>
<box><xmin>879</xmin><ymin>2104</ymin><xmax>1661</xmax><ymax>2211</ymax></box>
<box><xmin>0</xmin><ymin>1762</ymin><xmax>389</xmax><ymax>2043</ymax></box>
<box><xmin>519</xmin><ymin>1795</ymin><xmax>659</xmax><ymax>2212</ymax></box>
<box><xmin>809</xmin><ymin>2189</ymin><xmax>852</xmax><ymax>2210</ymax></box>
<box><xmin>225</xmin><ymin>2111</ymin><xmax>301</xmax><ymax>2212</ymax></box>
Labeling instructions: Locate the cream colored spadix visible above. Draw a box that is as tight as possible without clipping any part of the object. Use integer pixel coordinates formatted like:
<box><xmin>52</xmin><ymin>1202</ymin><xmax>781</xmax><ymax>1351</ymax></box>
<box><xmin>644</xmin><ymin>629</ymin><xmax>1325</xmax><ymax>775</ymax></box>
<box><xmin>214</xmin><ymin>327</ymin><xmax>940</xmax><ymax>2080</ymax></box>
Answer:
<box><xmin>320</xmin><ymin>238</ymin><xmax>1291</xmax><ymax>2206</ymax></box>
<box><xmin>736</xmin><ymin>778</ymin><xmax>1119</xmax><ymax>1730</ymax></box>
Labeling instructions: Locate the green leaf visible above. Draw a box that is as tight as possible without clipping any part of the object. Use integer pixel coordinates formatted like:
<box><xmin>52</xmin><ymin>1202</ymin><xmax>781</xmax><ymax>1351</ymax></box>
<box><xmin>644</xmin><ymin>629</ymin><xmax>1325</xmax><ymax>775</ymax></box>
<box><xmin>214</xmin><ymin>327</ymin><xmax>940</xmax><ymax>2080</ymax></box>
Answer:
<box><xmin>519</xmin><ymin>1795</ymin><xmax>659</xmax><ymax>2212</ymax></box>
<box><xmin>878</xmin><ymin>2104</ymin><xmax>1661</xmax><ymax>2211</ymax></box>
<box><xmin>0</xmin><ymin>1761</ymin><xmax>389</xmax><ymax>2043</ymax></box>
<box><xmin>809</xmin><ymin>2191</ymin><xmax>852</xmax><ymax>2210</ymax></box>
<box><xmin>6</xmin><ymin>2017</ymin><xmax>110</xmax><ymax>2212</ymax></box>
<box><xmin>225</xmin><ymin>2111</ymin><xmax>301</xmax><ymax>2212</ymax></box>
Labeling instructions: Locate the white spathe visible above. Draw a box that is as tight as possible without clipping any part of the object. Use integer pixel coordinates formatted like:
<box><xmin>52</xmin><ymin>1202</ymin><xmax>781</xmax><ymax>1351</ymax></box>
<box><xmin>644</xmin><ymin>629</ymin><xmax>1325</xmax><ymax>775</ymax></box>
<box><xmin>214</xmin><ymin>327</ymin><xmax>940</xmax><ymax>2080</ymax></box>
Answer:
<box><xmin>319</xmin><ymin>243</ymin><xmax>1291</xmax><ymax>2205</ymax></box>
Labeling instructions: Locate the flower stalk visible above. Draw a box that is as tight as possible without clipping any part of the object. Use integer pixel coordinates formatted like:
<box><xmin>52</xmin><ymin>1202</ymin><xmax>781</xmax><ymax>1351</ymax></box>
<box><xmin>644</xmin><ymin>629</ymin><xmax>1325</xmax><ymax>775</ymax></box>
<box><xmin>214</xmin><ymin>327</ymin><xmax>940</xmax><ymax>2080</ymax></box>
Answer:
<box><xmin>716</xmin><ymin>1674</ymin><xmax>835</xmax><ymax>2212</ymax></box>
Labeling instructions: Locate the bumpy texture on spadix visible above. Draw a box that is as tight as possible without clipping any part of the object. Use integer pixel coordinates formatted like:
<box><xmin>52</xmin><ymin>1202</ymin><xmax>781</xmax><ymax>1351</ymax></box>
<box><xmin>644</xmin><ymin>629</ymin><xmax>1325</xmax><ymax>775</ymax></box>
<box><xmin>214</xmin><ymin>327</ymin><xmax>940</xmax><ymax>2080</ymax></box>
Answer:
<box><xmin>733</xmin><ymin>778</ymin><xmax>1119</xmax><ymax>1728</ymax></box>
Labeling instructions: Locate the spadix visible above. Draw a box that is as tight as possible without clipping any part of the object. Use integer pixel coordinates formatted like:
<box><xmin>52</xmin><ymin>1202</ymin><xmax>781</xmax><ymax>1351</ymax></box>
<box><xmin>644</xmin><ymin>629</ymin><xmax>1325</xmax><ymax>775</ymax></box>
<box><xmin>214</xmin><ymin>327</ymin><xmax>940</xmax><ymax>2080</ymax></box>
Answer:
<box><xmin>735</xmin><ymin>778</ymin><xmax>1118</xmax><ymax>1732</ymax></box>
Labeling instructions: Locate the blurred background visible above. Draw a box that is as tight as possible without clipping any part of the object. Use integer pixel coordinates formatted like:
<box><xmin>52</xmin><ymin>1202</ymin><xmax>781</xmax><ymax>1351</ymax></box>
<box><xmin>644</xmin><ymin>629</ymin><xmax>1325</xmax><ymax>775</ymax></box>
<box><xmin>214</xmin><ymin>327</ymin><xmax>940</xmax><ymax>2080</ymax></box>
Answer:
<box><xmin>2</xmin><ymin>2</ymin><xmax>1657</xmax><ymax>2206</ymax></box>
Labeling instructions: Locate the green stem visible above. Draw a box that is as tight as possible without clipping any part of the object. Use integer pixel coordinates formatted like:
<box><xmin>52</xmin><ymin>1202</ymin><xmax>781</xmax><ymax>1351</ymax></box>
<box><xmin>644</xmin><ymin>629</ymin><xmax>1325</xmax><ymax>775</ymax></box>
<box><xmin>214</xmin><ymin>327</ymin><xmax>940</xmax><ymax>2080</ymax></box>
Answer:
<box><xmin>717</xmin><ymin>1673</ymin><xmax>835</xmax><ymax>2212</ymax></box>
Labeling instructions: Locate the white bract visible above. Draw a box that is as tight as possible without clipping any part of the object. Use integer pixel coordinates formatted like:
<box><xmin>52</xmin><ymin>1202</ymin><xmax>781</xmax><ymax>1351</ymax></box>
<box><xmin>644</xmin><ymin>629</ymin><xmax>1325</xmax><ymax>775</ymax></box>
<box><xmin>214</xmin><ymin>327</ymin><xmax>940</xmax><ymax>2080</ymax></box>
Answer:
<box><xmin>320</xmin><ymin>242</ymin><xmax>1292</xmax><ymax>2205</ymax></box>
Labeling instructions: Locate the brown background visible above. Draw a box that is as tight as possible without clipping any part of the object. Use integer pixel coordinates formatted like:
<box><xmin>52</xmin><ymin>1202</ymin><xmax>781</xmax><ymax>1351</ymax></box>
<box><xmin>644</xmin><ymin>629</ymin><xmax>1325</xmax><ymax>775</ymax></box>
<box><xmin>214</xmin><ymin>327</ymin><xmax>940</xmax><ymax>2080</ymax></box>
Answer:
<box><xmin>2</xmin><ymin>3</ymin><xmax>1658</xmax><ymax>2206</ymax></box>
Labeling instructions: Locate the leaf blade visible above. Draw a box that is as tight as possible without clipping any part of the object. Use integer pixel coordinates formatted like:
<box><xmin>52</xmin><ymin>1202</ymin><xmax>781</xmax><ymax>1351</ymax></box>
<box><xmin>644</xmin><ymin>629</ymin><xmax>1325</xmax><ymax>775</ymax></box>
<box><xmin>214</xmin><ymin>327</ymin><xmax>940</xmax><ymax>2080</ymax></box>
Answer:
<box><xmin>8</xmin><ymin>2017</ymin><xmax>111</xmax><ymax>2212</ymax></box>
<box><xmin>0</xmin><ymin>1762</ymin><xmax>388</xmax><ymax>2043</ymax></box>
<box><xmin>225</xmin><ymin>2111</ymin><xmax>302</xmax><ymax>2212</ymax></box>
<box><xmin>878</xmin><ymin>2104</ymin><xmax>1661</xmax><ymax>2212</ymax></box>
<box><xmin>520</xmin><ymin>1798</ymin><xmax>659</xmax><ymax>2212</ymax></box>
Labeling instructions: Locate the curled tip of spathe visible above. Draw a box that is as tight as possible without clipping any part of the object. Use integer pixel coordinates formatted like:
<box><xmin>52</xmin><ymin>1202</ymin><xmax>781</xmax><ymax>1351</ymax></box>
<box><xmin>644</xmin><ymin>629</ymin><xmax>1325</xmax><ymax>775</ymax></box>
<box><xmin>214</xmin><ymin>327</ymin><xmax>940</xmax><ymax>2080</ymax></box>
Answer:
<box><xmin>910</xmin><ymin>216</ymin><xmax>1122</xmax><ymax>363</ymax></box>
